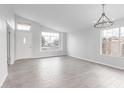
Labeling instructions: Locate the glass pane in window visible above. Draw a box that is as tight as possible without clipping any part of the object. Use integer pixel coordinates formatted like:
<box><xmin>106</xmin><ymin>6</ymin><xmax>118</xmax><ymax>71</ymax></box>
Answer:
<box><xmin>111</xmin><ymin>28</ymin><xmax>120</xmax><ymax>56</ymax></box>
<box><xmin>41</xmin><ymin>32</ymin><xmax>60</xmax><ymax>49</ymax></box>
<box><xmin>102</xmin><ymin>29</ymin><xmax>112</xmax><ymax>55</ymax></box>
<box><xmin>102</xmin><ymin>28</ymin><xmax>119</xmax><ymax>56</ymax></box>
<box><xmin>17</xmin><ymin>23</ymin><xmax>31</xmax><ymax>31</ymax></box>
<box><xmin>120</xmin><ymin>27</ymin><xmax>124</xmax><ymax>56</ymax></box>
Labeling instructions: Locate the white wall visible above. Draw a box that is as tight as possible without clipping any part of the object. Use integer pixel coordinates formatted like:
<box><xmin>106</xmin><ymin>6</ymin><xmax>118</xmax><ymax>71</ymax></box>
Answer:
<box><xmin>0</xmin><ymin>5</ymin><xmax>15</xmax><ymax>87</ymax></box>
<box><xmin>15</xmin><ymin>16</ymin><xmax>67</xmax><ymax>60</ymax></box>
<box><xmin>67</xmin><ymin>19</ymin><xmax>124</xmax><ymax>70</ymax></box>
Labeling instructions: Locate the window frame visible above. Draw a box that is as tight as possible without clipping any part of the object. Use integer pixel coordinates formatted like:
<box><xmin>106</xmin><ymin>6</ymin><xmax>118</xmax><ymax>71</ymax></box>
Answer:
<box><xmin>40</xmin><ymin>31</ymin><xmax>61</xmax><ymax>51</ymax></box>
<box><xmin>100</xmin><ymin>27</ymin><xmax>124</xmax><ymax>58</ymax></box>
<box><xmin>16</xmin><ymin>22</ymin><xmax>31</xmax><ymax>31</ymax></box>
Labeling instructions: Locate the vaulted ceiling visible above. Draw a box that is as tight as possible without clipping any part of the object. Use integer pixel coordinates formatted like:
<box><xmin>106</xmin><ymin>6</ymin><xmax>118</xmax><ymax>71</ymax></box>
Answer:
<box><xmin>13</xmin><ymin>4</ymin><xmax>124</xmax><ymax>32</ymax></box>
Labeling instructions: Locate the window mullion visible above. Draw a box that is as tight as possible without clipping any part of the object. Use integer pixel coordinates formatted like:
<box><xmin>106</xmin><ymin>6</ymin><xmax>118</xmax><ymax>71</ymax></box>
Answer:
<box><xmin>119</xmin><ymin>27</ymin><xmax>121</xmax><ymax>57</ymax></box>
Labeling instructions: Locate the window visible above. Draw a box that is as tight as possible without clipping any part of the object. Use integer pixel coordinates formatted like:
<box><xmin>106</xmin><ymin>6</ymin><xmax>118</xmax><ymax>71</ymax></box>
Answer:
<box><xmin>40</xmin><ymin>32</ymin><xmax>60</xmax><ymax>51</ymax></box>
<box><xmin>17</xmin><ymin>23</ymin><xmax>31</xmax><ymax>31</ymax></box>
<box><xmin>120</xmin><ymin>27</ymin><xmax>124</xmax><ymax>56</ymax></box>
<box><xmin>101</xmin><ymin>27</ymin><xmax>124</xmax><ymax>57</ymax></box>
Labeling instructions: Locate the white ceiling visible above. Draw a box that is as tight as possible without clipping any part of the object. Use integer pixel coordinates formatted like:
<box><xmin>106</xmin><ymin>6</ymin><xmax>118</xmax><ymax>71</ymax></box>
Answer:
<box><xmin>13</xmin><ymin>4</ymin><xmax>124</xmax><ymax>32</ymax></box>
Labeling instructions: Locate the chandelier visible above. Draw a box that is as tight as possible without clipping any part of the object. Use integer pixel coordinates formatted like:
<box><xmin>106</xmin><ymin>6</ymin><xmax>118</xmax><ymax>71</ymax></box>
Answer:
<box><xmin>94</xmin><ymin>4</ymin><xmax>113</xmax><ymax>28</ymax></box>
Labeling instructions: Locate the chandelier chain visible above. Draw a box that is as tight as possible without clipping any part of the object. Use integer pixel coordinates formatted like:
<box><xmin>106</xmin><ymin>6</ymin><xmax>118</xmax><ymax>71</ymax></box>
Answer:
<box><xmin>102</xmin><ymin>4</ymin><xmax>105</xmax><ymax>13</ymax></box>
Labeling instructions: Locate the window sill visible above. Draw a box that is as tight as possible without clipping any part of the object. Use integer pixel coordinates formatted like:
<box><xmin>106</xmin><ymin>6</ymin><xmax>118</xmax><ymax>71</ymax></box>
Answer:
<box><xmin>40</xmin><ymin>48</ymin><xmax>62</xmax><ymax>52</ymax></box>
<box><xmin>100</xmin><ymin>54</ymin><xmax>124</xmax><ymax>58</ymax></box>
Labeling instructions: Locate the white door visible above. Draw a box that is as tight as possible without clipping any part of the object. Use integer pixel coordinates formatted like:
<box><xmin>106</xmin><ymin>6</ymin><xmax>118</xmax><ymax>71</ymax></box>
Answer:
<box><xmin>16</xmin><ymin>31</ymin><xmax>32</xmax><ymax>59</ymax></box>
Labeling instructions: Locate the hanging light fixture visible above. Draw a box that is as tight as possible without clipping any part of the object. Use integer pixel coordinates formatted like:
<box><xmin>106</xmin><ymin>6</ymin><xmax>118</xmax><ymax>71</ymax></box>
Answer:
<box><xmin>94</xmin><ymin>4</ymin><xmax>113</xmax><ymax>28</ymax></box>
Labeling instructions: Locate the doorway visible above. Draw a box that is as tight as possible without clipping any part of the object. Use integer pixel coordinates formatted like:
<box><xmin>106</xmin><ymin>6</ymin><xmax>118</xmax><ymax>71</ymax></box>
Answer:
<box><xmin>16</xmin><ymin>31</ymin><xmax>32</xmax><ymax>59</ymax></box>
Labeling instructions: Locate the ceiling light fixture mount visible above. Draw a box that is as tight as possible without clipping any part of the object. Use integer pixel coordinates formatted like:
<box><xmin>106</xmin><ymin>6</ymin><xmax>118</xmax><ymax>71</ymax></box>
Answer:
<box><xmin>94</xmin><ymin>4</ymin><xmax>113</xmax><ymax>28</ymax></box>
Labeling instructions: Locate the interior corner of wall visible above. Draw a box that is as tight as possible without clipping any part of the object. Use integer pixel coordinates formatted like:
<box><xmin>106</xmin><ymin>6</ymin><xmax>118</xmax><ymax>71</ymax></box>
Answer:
<box><xmin>0</xmin><ymin>72</ymin><xmax>8</xmax><ymax>88</ymax></box>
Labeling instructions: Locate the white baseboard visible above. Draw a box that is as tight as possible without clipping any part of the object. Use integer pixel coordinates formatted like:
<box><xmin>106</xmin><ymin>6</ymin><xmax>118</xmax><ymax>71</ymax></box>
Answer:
<box><xmin>15</xmin><ymin>54</ymin><xmax>67</xmax><ymax>61</ymax></box>
<box><xmin>69</xmin><ymin>55</ymin><xmax>124</xmax><ymax>70</ymax></box>
<box><xmin>0</xmin><ymin>73</ymin><xmax>7</xmax><ymax>88</ymax></box>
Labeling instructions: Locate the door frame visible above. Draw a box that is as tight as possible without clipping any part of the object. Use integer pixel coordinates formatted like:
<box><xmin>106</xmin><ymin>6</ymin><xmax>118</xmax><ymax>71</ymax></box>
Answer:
<box><xmin>6</xmin><ymin>22</ymin><xmax>11</xmax><ymax>65</ymax></box>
